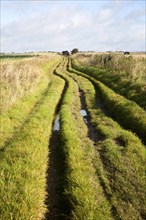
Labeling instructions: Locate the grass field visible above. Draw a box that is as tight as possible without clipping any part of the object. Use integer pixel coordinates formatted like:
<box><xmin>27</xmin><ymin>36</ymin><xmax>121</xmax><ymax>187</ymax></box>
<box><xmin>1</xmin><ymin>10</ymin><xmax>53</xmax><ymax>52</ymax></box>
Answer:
<box><xmin>0</xmin><ymin>53</ymin><xmax>145</xmax><ymax>219</ymax></box>
<box><xmin>72</xmin><ymin>53</ymin><xmax>146</xmax><ymax>109</ymax></box>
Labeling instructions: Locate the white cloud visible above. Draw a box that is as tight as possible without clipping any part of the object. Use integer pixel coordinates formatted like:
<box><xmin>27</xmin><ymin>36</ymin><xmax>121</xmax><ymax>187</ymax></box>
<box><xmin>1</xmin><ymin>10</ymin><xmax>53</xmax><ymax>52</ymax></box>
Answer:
<box><xmin>97</xmin><ymin>8</ymin><xmax>113</xmax><ymax>23</ymax></box>
<box><xmin>1</xmin><ymin>1</ymin><xmax>145</xmax><ymax>52</ymax></box>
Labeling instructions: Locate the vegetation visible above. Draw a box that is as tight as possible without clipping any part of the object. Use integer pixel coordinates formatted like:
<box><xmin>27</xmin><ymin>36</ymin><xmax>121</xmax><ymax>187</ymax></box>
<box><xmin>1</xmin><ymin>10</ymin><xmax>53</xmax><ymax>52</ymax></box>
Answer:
<box><xmin>1</xmin><ymin>52</ymin><xmax>145</xmax><ymax>219</ymax></box>
<box><xmin>71</xmin><ymin>58</ymin><xmax>146</xmax><ymax>144</ymax></box>
<box><xmin>71</xmin><ymin>48</ymin><xmax>79</xmax><ymax>54</ymax></box>
<box><xmin>67</xmin><ymin>61</ymin><xmax>146</xmax><ymax>219</ymax></box>
<box><xmin>62</xmin><ymin>51</ymin><xmax>70</xmax><ymax>56</ymax></box>
<box><xmin>0</xmin><ymin>54</ymin><xmax>36</xmax><ymax>59</ymax></box>
<box><xmin>0</xmin><ymin>57</ymin><xmax>61</xmax><ymax>148</ymax></box>
<box><xmin>0</xmin><ymin>55</ymin><xmax>60</xmax><ymax>112</ymax></box>
<box><xmin>73</xmin><ymin>53</ymin><xmax>146</xmax><ymax>109</ymax></box>
<box><xmin>0</xmin><ymin>56</ymin><xmax>66</xmax><ymax>219</ymax></box>
<box><xmin>0</xmin><ymin>75</ymin><xmax>65</xmax><ymax>219</ymax></box>
<box><xmin>55</xmin><ymin>63</ymin><xmax>113</xmax><ymax>219</ymax></box>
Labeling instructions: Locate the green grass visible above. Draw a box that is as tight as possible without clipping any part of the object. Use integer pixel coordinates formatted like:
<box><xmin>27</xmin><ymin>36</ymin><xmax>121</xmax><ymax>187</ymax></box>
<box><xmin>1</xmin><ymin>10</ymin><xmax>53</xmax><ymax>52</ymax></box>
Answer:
<box><xmin>73</xmin><ymin>53</ymin><xmax>146</xmax><ymax>109</ymax></box>
<box><xmin>55</xmin><ymin>62</ymin><xmax>113</xmax><ymax>219</ymax></box>
<box><xmin>0</xmin><ymin>73</ymin><xmax>65</xmax><ymax>219</ymax></box>
<box><xmin>66</xmin><ymin>66</ymin><xmax>146</xmax><ymax>219</ymax></box>
<box><xmin>69</xmin><ymin>59</ymin><xmax>146</xmax><ymax>144</ymax></box>
<box><xmin>0</xmin><ymin>58</ymin><xmax>61</xmax><ymax>149</ymax></box>
<box><xmin>1</xmin><ymin>56</ymin><xmax>145</xmax><ymax>219</ymax></box>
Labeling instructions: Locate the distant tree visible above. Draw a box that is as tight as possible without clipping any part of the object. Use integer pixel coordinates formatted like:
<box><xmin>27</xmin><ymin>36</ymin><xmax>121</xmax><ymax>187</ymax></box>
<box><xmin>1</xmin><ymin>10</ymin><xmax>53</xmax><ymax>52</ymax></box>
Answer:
<box><xmin>71</xmin><ymin>48</ymin><xmax>79</xmax><ymax>54</ymax></box>
<box><xmin>62</xmin><ymin>51</ymin><xmax>70</xmax><ymax>56</ymax></box>
<box><xmin>124</xmin><ymin>51</ymin><xmax>130</xmax><ymax>55</ymax></box>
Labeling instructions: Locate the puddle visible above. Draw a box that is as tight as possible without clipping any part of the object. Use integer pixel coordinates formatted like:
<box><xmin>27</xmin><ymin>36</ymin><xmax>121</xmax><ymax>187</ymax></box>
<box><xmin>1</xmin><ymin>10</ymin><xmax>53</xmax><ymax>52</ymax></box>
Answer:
<box><xmin>80</xmin><ymin>109</ymin><xmax>87</xmax><ymax>117</ymax></box>
<box><xmin>80</xmin><ymin>109</ymin><xmax>88</xmax><ymax>124</ymax></box>
<box><xmin>53</xmin><ymin>115</ymin><xmax>60</xmax><ymax>131</ymax></box>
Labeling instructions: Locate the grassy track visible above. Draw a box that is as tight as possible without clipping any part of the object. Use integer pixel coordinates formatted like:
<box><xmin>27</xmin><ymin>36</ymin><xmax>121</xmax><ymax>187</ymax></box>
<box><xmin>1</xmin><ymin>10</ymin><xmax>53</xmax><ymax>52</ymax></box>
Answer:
<box><xmin>69</xmin><ymin>59</ymin><xmax>146</xmax><ymax>144</ymax></box>
<box><xmin>1</xmin><ymin>56</ymin><xmax>146</xmax><ymax>220</ymax></box>
<box><xmin>55</xmin><ymin>60</ymin><xmax>113</xmax><ymax>219</ymax></box>
<box><xmin>67</xmin><ymin>61</ymin><xmax>146</xmax><ymax>219</ymax></box>
<box><xmin>0</xmin><ymin>63</ymin><xmax>65</xmax><ymax>219</ymax></box>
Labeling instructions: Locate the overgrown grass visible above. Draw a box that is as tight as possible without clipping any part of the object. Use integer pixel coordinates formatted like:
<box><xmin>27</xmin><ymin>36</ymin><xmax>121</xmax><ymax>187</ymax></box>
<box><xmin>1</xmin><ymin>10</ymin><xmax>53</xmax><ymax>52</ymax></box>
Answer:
<box><xmin>67</xmin><ymin>64</ymin><xmax>146</xmax><ymax>219</ymax></box>
<box><xmin>73</xmin><ymin>53</ymin><xmax>146</xmax><ymax>109</ymax></box>
<box><xmin>0</xmin><ymin>55</ymin><xmax>60</xmax><ymax>112</ymax></box>
<box><xmin>0</xmin><ymin>72</ymin><xmax>65</xmax><ymax>219</ymax></box>
<box><xmin>70</xmin><ymin>59</ymin><xmax>146</xmax><ymax>144</ymax></box>
<box><xmin>55</xmin><ymin>63</ymin><xmax>113</xmax><ymax>219</ymax></box>
<box><xmin>0</xmin><ymin>57</ymin><xmax>61</xmax><ymax>149</ymax></box>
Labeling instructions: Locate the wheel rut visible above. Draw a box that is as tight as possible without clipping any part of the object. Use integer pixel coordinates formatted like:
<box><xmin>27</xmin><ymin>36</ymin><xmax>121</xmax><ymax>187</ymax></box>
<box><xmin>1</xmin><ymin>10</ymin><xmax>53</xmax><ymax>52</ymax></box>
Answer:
<box><xmin>79</xmin><ymin>88</ymin><xmax>100</xmax><ymax>143</ymax></box>
<box><xmin>45</xmin><ymin>68</ymin><xmax>70</xmax><ymax>220</ymax></box>
<box><xmin>66</xmin><ymin>71</ymin><xmax>100</xmax><ymax>144</ymax></box>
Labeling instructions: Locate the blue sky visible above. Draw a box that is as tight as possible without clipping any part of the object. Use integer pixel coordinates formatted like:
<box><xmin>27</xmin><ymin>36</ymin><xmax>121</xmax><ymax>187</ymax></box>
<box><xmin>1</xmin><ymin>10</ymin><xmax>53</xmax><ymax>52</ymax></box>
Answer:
<box><xmin>1</xmin><ymin>0</ymin><xmax>145</xmax><ymax>52</ymax></box>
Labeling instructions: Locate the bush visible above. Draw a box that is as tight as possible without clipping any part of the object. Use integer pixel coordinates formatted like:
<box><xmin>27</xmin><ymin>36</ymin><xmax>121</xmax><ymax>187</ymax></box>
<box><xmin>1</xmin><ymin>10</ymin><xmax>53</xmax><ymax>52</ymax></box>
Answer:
<box><xmin>71</xmin><ymin>48</ymin><xmax>79</xmax><ymax>54</ymax></box>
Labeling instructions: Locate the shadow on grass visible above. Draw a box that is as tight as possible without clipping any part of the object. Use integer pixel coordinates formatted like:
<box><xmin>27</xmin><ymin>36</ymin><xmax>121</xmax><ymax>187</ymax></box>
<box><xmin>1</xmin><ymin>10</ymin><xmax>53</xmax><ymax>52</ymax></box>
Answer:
<box><xmin>45</xmin><ymin>131</ymin><xmax>71</xmax><ymax>220</ymax></box>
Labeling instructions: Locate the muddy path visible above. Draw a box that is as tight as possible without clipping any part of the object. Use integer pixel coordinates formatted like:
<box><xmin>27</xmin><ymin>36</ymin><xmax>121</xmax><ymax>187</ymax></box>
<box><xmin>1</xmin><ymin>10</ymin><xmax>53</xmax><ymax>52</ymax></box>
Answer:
<box><xmin>65</xmin><ymin>70</ymin><xmax>121</xmax><ymax>220</ymax></box>
<box><xmin>45</xmin><ymin>129</ymin><xmax>69</xmax><ymax>220</ymax></box>
<box><xmin>46</xmin><ymin>61</ymin><xmax>119</xmax><ymax>219</ymax></box>
<box><xmin>66</xmin><ymin>72</ymin><xmax>100</xmax><ymax>144</ymax></box>
<box><xmin>79</xmin><ymin>88</ymin><xmax>100</xmax><ymax>143</ymax></box>
<box><xmin>45</xmin><ymin>68</ymin><xmax>70</xmax><ymax>219</ymax></box>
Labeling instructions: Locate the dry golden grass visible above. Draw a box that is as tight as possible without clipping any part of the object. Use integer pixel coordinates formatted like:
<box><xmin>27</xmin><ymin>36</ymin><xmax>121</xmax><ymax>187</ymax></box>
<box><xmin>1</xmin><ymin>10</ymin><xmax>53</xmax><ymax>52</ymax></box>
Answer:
<box><xmin>0</xmin><ymin>55</ymin><xmax>59</xmax><ymax>112</ymax></box>
<box><xmin>74</xmin><ymin>52</ymin><xmax>146</xmax><ymax>82</ymax></box>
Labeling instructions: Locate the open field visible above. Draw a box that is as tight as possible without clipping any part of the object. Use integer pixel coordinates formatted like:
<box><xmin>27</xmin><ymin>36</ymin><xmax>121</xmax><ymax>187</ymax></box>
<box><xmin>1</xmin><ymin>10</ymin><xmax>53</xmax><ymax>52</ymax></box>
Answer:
<box><xmin>0</xmin><ymin>53</ymin><xmax>146</xmax><ymax>219</ymax></box>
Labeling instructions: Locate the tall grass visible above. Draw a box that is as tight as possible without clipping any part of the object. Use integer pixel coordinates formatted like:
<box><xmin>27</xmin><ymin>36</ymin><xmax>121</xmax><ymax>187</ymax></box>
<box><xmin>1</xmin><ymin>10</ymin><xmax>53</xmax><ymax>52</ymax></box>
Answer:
<box><xmin>70</xmin><ymin>59</ymin><xmax>146</xmax><ymax>144</ymax></box>
<box><xmin>0</xmin><ymin>57</ymin><xmax>61</xmax><ymax>149</ymax></box>
<box><xmin>0</xmin><ymin>55</ymin><xmax>60</xmax><ymax>112</ymax></box>
<box><xmin>74</xmin><ymin>53</ymin><xmax>146</xmax><ymax>80</ymax></box>
<box><xmin>73</xmin><ymin>53</ymin><xmax>146</xmax><ymax>109</ymax></box>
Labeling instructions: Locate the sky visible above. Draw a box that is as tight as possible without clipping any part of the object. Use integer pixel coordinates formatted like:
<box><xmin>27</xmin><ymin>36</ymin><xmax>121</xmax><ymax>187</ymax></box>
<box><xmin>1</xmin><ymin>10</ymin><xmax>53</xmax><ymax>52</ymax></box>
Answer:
<box><xmin>0</xmin><ymin>0</ymin><xmax>146</xmax><ymax>53</ymax></box>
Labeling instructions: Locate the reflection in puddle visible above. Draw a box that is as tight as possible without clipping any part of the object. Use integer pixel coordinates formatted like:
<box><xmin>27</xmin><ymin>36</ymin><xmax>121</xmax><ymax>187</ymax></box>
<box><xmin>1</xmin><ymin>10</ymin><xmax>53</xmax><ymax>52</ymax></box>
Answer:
<box><xmin>53</xmin><ymin>115</ymin><xmax>60</xmax><ymax>131</ymax></box>
<box><xmin>80</xmin><ymin>109</ymin><xmax>88</xmax><ymax>124</ymax></box>
<box><xmin>80</xmin><ymin>110</ymin><xmax>87</xmax><ymax>117</ymax></box>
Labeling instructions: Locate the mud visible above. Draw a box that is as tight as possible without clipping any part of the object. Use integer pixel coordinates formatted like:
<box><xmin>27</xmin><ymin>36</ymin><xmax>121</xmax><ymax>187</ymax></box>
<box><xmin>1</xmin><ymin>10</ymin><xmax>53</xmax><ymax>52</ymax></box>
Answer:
<box><xmin>79</xmin><ymin>89</ymin><xmax>100</xmax><ymax>143</ymax></box>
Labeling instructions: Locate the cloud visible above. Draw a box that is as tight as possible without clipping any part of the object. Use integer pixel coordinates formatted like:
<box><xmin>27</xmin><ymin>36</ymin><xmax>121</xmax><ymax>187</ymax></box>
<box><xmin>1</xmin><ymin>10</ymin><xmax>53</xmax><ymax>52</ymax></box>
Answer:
<box><xmin>1</xmin><ymin>0</ymin><xmax>145</xmax><ymax>52</ymax></box>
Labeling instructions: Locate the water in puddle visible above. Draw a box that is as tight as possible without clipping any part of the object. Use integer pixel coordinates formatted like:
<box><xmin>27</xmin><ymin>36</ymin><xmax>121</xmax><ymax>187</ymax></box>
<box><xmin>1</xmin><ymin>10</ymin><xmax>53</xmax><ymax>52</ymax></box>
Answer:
<box><xmin>80</xmin><ymin>109</ymin><xmax>88</xmax><ymax>124</ymax></box>
<box><xmin>53</xmin><ymin>115</ymin><xmax>60</xmax><ymax>131</ymax></box>
<box><xmin>80</xmin><ymin>109</ymin><xmax>87</xmax><ymax>117</ymax></box>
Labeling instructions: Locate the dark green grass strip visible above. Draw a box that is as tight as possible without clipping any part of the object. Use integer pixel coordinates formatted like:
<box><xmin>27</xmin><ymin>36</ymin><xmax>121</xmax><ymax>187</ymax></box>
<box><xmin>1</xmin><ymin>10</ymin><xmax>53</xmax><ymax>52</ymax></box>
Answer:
<box><xmin>66</xmin><ymin>67</ymin><xmax>146</xmax><ymax>220</ymax></box>
<box><xmin>0</xmin><ymin>58</ymin><xmax>62</xmax><ymax>149</ymax></box>
<box><xmin>0</xmin><ymin>75</ymin><xmax>65</xmax><ymax>220</ymax></box>
<box><xmin>69</xmin><ymin>59</ymin><xmax>146</xmax><ymax>144</ymax></box>
<box><xmin>55</xmin><ymin>64</ymin><xmax>113</xmax><ymax>220</ymax></box>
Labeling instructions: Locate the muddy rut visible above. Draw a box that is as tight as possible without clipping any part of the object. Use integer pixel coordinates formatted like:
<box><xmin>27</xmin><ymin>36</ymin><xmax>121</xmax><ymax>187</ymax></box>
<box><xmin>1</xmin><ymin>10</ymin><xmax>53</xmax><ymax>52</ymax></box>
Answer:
<box><xmin>46</xmin><ymin>61</ymin><xmax>109</xmax><ymax>219</ymax></box>
<box><xmin>45</xmin><ymin>65</ymin><xmax>69</xmax><ymax>219</ymax></box>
